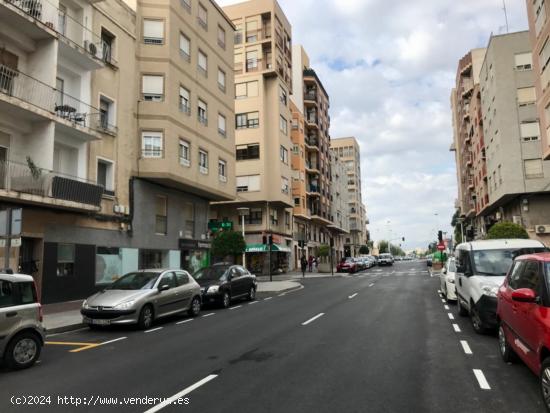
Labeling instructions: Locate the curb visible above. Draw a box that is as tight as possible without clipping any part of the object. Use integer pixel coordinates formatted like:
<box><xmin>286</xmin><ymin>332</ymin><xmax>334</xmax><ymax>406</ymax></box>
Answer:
<box><xmin>46</xmin><ymin>322</ymin><xmax>87</xmax><ymax>336</ymax></box>
<box><xmin>256</xmin><ymin>283</ymin><xmax>304</xmax><ymax>298</ymax></box>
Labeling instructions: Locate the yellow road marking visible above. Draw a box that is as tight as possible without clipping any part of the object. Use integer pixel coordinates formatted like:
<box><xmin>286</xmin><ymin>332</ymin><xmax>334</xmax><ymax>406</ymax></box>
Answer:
<box><xmin>69</xmin><ymin>344</ymin><xmax>102</xmax><ymax>353</ymax></box>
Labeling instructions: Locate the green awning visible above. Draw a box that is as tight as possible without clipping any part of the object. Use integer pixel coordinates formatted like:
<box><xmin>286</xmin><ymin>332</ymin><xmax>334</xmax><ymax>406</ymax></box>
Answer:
<box><xmin>245</xmin><ymin>243</ymin><xmax>291</xmax><ymax>253</ymax></box>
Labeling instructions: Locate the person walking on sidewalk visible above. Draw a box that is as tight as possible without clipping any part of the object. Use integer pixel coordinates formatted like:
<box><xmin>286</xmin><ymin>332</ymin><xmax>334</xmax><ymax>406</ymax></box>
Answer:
<box><xmin>308</xmin><ymin>255</ymin><xmax>313</xmax><ymax>272</ymax></box>
<box><xmin>300</xmin><ymin>255</ymin><xmax>308</xmax><ymax>278</ymax></box>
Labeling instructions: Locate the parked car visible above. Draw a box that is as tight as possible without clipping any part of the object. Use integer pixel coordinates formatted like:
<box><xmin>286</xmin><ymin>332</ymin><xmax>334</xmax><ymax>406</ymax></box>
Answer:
<box><xmin>81</xmin><ymin>269</ymin><xmax>202</xmax><ymax>330</ymax></box>
<box><xmin>355</xmin><ymin>258</ymin><xmax>367</xmax><ymax>271</ymax></box>
<box><xmin>439</xmin><ymin>258</ymin><xmax>457</xmax><ymax>302</ymax></box>
<box><xmin>194</xmin><ymin>263</ymin><xmax>257</xmax><ymax>308</ymax></box>
<box><xmin>365</xmin><ymin>256</ymin><xmax>376</xmax><ymax>268</ymax></box>
<box><xmin>0</xmin><ymin>273</ymin><xmax>45</xmax><ymax>370</ymax></box>
<box><xmin>378</xmin><ymin>253</ymin><xmax>394</xmax><ymax>266</ymax></box>
<box><xmin>426</xmin><ymin>255</ymin><xmax>433</xmax><ymax>267</ymax></box>
<box><xmin>455</xmin><ymin>239</ymin><xmax>547</xmax><ymax>334</ymax></box>
<box><xmin>337</xmin><ymin>258</ymin><xmax>358</xmax><ymax>273</ymax></box>
<box><xmin>496</xmin><ymin>252</ymin><xmax>550</xmax><ymax>411</ymax></box>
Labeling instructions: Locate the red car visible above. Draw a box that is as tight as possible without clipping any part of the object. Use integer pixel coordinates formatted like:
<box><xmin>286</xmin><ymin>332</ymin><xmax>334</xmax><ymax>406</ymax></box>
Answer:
<box><xmin>497</xmin><ymin>252</ymin><xmax>550</xmax><ymax>411</ymax></box>
<box><xmin>337</xmin><ymin>258</ymin><xmax>357</xmax><ymax>273</ymax></box>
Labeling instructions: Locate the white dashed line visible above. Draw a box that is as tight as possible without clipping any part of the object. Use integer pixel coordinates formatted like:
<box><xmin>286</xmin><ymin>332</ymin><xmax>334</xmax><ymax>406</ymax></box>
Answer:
<box><xmin>441</xmin><ymin>299</ymin><xmax>446</xmax><ymax>303</ymax></box>
<box><xmin>437</xmin><ymin>290</ymin><xmax>442</xmax><ymax>294</ymax></box>
<box><xmin>264</xmin><ymin>297</ymin><xmax>273</xmax><ymax>301</ymax></box>
<box><xmin>176</xmin><ymin>319</ymin><xmax>193</xmax><ymax>325</ymax></box>
<box><xmin>473</xmin><ymin>369</ymin><xmax>491</xmax><ymax>390</ymax></box>
<box><xmin>98</xmin><ymin>337</ymin><xmax>127</xmax><ymax>346</ymax></box>
<box><xmin>145</xmin><ymin>327</ymin><xmax>163</xmax><ymax>333</ymax></box>
<box><xmin>248</xmin><ymin>301</ymin><xmax>259</xmax><ymax>305</ymax></box>
<box><xmin>444</xmin><ymin>305</ymin><xmax>450</xmax><ymax>310</ymax></box>
<box><xmin>201</xmin><ymin>313</ymin><xmax>215</xmax><ymax>318</ymax></box>
<box><xmin>229</xmin><ymin>305</ymin><xmax>242</xmax><ymax>310</ymax></box>
<box><xmin>369</xmin><ymin>283</ymin><xmax>375</xmax><ymax>287</ymax></box>
<box><xmin>278</xmin><ymin>293</ymin><xmax>286</xmax><ymax>297</ymax></box>
<box><xmin>453</xmin><ymin>323</ymin><xmax>461</xmax><ymax>333</ymax></box>
<box><xmin>448</xmin><ymin>313</ymin><xmax>455</xmax><ymax>320</ymax></box>
<box><xmin>348</xmin><ymin>293</ymin><xmax>358</xmax><ymax>299</ymax></box>
<box><xmin>302</xmin><ymin>313</ymin><xmax>325</xmax><ymax>326</ymax></box>
<box><xmin>460</xmin><ymin>340</ymin><xmax>473</xmax><ymax>355</ymax></box>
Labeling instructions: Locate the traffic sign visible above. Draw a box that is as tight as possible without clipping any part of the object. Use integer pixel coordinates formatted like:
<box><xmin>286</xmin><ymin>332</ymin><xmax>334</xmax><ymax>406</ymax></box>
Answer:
<box><xmin>437</xmin><ymin>244</ymin><xmax>445</xmax><ymax>251</ymax></box>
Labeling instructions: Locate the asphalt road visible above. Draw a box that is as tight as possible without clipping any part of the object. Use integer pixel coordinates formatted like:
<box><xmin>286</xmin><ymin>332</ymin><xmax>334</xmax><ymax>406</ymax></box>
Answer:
<box><xmin>0</xmin><ymin>261</ymin><xmax>545</xmax><ymax>412</ymax></box>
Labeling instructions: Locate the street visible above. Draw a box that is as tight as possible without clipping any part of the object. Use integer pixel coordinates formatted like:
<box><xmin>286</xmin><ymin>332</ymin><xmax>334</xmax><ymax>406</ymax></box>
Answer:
<box><xmin>1</xmin><ymin>261</ymin><xmax>545</xmax><ymax>413</ymax></box>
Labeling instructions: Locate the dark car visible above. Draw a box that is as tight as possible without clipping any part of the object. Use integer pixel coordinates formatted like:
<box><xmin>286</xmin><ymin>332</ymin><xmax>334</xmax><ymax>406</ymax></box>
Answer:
<box><xmin>337</xmin><ymin>258</ymin><xmax>357</xmax><ymax>273</ymax></box>
<box><xmin>194</xmin><ymin>264</ymin><xmax>257</xmax><ymax>308</ymax></box>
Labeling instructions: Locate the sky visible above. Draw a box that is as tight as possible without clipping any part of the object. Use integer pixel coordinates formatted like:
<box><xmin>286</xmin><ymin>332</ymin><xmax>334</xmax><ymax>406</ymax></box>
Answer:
<box><xmin>217</xmin><ymin>0</ymin><xmax>529</xmax><ymax>251</ymax></box>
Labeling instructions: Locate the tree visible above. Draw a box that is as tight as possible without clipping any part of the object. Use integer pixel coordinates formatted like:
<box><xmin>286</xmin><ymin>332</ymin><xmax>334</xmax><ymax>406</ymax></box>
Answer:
<box><xmin>378</xmin><ymin>240</ymin><xmax>389</xmax><ymax>253</ymax></box>
<box><xmin>318</xmin><ymin>244</ymin><xmax>330</xmax><ymax>263</ymax></box>
<box><xmin>211</xmin><ymin>230</ymin><xmax>246</xmax><ymax>262</ymax></box>
<box><xmin>358</xmin><ymin>245</ymin><xmax>369</xmax><ymax>255</ymax></box>
<box><xmin>487</xmin><ymin>221</ymin><xmax>529</xmax><ymax>240</ymax></box>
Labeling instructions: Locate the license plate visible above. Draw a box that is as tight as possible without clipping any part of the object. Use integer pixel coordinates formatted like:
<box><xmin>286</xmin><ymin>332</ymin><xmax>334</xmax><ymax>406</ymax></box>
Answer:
<box><xmin>91</xmin><ymin>319</ymin><xmax>110</xmax><ymax>326</ymax></box>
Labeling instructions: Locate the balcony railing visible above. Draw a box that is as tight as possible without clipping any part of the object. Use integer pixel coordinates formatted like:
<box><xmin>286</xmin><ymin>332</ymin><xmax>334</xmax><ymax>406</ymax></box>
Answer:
<box><xmin>308</xmin><ymin>185</ymin><xmax>320</xmax><ymax>193</ymax></box>
<box><xmin>305</xmin><ymin>136</ymin><xmax>318</xmax><ymax>147</ymax></box>
<box><xmin>0</xmin><ymin>159</ymin><xmax>103</xmax><ymax>207</ymax></box>
<box><xmin>304</xmin><ymin>91</ymin><xmax>317</xmax><ymax>101</ymax></box>
<box><xmin>245</xmin><ymin>58</ymin><xmax>273</xmax><ymax>73</ymax></box>
<box><xmin>0</xmin><ymin>65</ymin><xmax>117</xmax><ymax>134</ymax></box>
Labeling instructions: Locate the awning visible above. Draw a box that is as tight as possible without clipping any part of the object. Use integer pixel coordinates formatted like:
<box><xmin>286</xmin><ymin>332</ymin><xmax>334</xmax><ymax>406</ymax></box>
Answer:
<box><xmin>245</xmin><ymin>243</ymin><xmax>291</xmax><ymax>253</ymax></box>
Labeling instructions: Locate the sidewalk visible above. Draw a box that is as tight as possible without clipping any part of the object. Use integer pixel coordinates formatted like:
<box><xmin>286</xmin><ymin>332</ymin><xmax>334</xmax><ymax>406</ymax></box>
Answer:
<box><xmin>257</xmin><ymin>269</ymin><xmax>347</xmax><ymax>282</ymax></box>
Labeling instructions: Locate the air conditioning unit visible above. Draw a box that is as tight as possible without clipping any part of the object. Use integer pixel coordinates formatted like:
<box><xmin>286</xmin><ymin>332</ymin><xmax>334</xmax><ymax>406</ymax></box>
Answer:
<box><xmin>113</xmin><ymin>204</ymin><xmax>122</xmax><ymax>214</ymax></box>
<box><xmin>535</xmin><ymin>225</ymin><xmax>550</xmax><ymax>235</ymax></box>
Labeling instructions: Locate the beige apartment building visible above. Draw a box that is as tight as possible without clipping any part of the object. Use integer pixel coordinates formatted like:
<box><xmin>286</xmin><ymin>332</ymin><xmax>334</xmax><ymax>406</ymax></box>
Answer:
<box><xmin>526</xmin><ymin>0</ymin><xmax>550</xmax><ymax>160</ymax></box>
<box><xmin>330</xmin><ymin>137</ymin><xmax>367</xmax><ymax>256</ymax></box>
<box><xmin>329</xmin><ymin>150</ymin><xmax>350</xmax><ymax>262</ymax></box>
<box><xmin>210</xmin><ymin>0</ymin><xmax>294</xmax><ymax>275</ymax></box>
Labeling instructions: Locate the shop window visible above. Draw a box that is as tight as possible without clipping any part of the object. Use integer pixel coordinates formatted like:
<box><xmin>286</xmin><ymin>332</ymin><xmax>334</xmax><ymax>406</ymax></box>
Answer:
<box><xmin>96</xmin><ymin>247</ymin><xmax>122</xmax><ymax>285</ymax></box>
<box><xmin>57</xmin><ymin>244</ymin><xmax>75</xmax><ymax>277</ymax></box>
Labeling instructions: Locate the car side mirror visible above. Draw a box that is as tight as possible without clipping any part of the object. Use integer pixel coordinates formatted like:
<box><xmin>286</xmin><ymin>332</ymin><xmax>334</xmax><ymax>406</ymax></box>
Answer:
<box><xmin>512</xmin><ymin>288</ymin><xmax>537</xmax><ymax>303</ymax></box>
<box><xmin>159</xmin><ymin>284</ymin><xmax>170</xmax><ymax>292</ymax></box>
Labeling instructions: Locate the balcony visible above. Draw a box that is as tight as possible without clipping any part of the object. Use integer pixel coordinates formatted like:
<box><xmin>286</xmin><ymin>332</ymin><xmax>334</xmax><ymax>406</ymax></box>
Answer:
<box><xmin>307</xmin><ymin>185</ymin><xmax>320</xmax><ymax>195</ymax></box>
<box><xmin>245</xmin><ymin>58</ymin><xmax>273</xmax><ymax>73</ymax></box>
<box><xmin>0</xmin><ymin>65</ymin><xmax>115</xmax><ymax>138</ymax></box>
<box><xmin>305</xmin><ymin>161</ymin><xmax>320</xmax><ymax>173</ymax></box>
<box><xmin>0</xmin><ymin>0</ymin><xmax>57</xmax><ymax>40</ymax></box>
<box><xmin>0</xmin><ymin>159</ymin><xmax>103</xmax><ymax>210</ymax></box>
<box><xmin>306</xmin><ymin>114</ymin><xmax>318</xmax><ymax>128</ymax></box>
<box><xmin>245</xmin><ymin>29</ymin><xmax>271</xmax><ymax>43</ymax></box>
<box><xmin>304</xmin><ymin>90</ymin><xmax>317</xmax><ymax>104</ymax></box>
<box><xmin>305</xmin><ymin>136</ymin><xmax>319</xmax><ymax>150</ymax></box>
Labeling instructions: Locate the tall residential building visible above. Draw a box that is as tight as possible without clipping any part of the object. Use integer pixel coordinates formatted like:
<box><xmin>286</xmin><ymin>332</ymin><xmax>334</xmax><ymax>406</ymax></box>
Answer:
<box><xmin>526</xmin><ymin>0</ymin><xmax>550</xmax><ymax>160</ymax></box>
<box><xmin>330</xmin><ymin>137</ymin><xmax>366</xmax><ymax>256</ymax></box>
<box><xmin>210</xmin><ymin>0</ymin><xmax>294</xmax><ymax>275</ymax></box>
<box><xmin>329</xmin><ymin>151</ymin><xmax>350</xmax><ymax>262</ymax></box>
<box><xmin>290</xmin><ymin>45</ymin><xmax>334</xmax><ymax>267</ymax></box>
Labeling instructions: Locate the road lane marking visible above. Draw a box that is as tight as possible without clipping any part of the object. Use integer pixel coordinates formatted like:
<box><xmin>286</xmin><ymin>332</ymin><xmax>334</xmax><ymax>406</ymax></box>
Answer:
<box><xmin>45</xmin><ymin>341</ymin><xmax>97</xmax><ymax>346</ymax></box>
<box><xmin>444</xmin><ymin>305</ymin><xmax>450</xmax><ymax>310</ymax></box>
<box><xmin>448</xmin><ymin>313</ymin><xmax>455</xmax><ymax>320</ymax></box>
<box><xmin>453</xmin><ymin>324</ymin><xmax>461</xmax><ymax>332</ymax></box>
<box><xmin>201</xmin><ymin>313</ymin><xmax>215</xmax><ymax>318</ymax></box>
<box><xmin>264</xmin><ymin>297</ymin><xmax>273</xmax><ymax>301</ymax></box>
<box><xmin>145</xmin><ymin>327</ymin><xmax>163</xmax><ymax>333</ymax></box>
<box><xmin>460</xmin><ymin>340</ymin><xmax>473</xmax><ymax>355</ymax></box>
<box><xmin>144</xmin><ymin>374</ymin><xmax>218</xmax><ymax>413</ymax></box>
<box><xmin>437</xmin><ymin>290</ymin><xmax>442</xmax><ymax>294</ymax></box>
<box><xmin>248</xmin><ymin>301</ymin><xmax>259</xmax><ymax>305</ymax></box>
<box><xmin>176</xmin><ymin>319</ymin><xmax>193</xmax><ymax>325</ymax></box>
<box><xmin>278</xmin><ymin>293</ymin><xmax>286</xmax><ymax>297</ymax></box>
<box><xmin>441</xmin><ymin>299</ymin><xmax>446</xmax><ymax>303</ymax></box>
<box><xmin>302</xmin><ymin>313</ymin><xmax>325</xmax><ymax>326</ymax></box>
<box><xmin>229</xmin><ymin>305</ymin><xmax>242</xmax><ymax>310</ymax></box>
<box><xmin>348</xmin><ymin>293</ymin><xmax>358</xmax><ymax>299</ymax></box>
<box><xmin>473</xmin><ymin>369</ymin><xmax>491</xmax><ymax>390</ymax></box>
<box><xmin>369</xmin><ymin>283</ymin><xmax>374</xmax><ymax>287</ymax></box>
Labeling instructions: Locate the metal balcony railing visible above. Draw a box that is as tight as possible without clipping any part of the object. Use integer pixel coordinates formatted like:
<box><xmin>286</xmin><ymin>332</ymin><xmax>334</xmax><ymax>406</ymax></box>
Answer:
<box><xmin>0</xmin><ymin>159</ymin><xmax>103</xmax><ymax>207</ymax></box>
<box><xmin>0</xmin><ymin>65</ymin><xmax>117</xmax><ymax>134</ymax></box>
<box><xmin>304</xmin><ymin>91</ymin><xmax>317</xmax><ymax>101</ymax></box>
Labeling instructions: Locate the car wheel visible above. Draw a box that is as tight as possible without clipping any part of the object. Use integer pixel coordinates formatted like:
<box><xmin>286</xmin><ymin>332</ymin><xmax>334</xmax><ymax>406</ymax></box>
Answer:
<box><xmin>541</xmin><ymin>358</ymin><xmax>550</xmax><ymax>412</ymax></box>
<box><xmin>498</xmin><ymin>324</ymin><xmax>517</xmax><ymax>363</ymax></box>
<box><xmin>247</xmin><ymin>286</ymin><xmax>256</xmax><ymax>301</ymax></box>
<box><xmin>457</xmin><ymin>297</ymin><xmax>468</xmax><ymax>317</ymax></box>
<box><xmin>221</xmin><ymin>291</ymin><xmax>231</xmax><ymax>308</ymax></box>
<box><xmin>138</xmin><ymin>304</ymin><xmax>154</xmax><ymax>330</ymax></box>
<box><xmin>4</xmin><ymin>331</ymin><xmax>41</xmax><ymax>370</ymax></box>
<box><xmin>188</xmin><ymin>297</ymin><xmax>201</xmax><ymax>317</ymax></box>
<box><xmin>470</xmin><ymin>303</ymin><xmax>487</xmax><ymax>334</ymax></box>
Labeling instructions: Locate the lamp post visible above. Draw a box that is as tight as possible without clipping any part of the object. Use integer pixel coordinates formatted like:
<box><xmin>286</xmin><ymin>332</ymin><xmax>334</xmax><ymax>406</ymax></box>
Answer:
<box><xmin>237</xmin><ymin>207</ymin><xmax>250</xmax><ymax>269</ymax></box>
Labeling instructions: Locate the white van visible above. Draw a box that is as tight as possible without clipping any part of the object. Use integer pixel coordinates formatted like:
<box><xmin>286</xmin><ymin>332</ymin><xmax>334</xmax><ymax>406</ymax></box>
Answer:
<box><xmin>454</xmin><ymin>239</ymin><xmax>547</xmax><ymax>334</ymax></box>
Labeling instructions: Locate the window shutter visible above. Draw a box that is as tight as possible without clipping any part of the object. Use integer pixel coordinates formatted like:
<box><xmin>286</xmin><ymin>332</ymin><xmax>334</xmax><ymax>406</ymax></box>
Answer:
<box><xmin>142</xmin><ymin>75</ymin><xmax>163</xmax><ymax>94</ymax></box>
<box><xmin>143</xmin><ymin>20</ymin><xmax>164</xmax><ymax>39</ymax></box>
<box><xmin>249</xmin><ymin>175</ymin><xmax>260</xmax><ymax>191</ymax></box>
<box><xmin>520</xmin><ymin>122</ymin><xmax>540</xmax><ymax>138</ymax></box>
<box><xmin>517</xmin><ymin>87</ymin><xmax>536</xmax><ymax>104</ymax></box>
<box><xmin>248</xmin><ymin>81</ymin><xmax>258</xmax><ymax>96</ymax></box>
<box><xmin>515</xmin><ymin>52</ymin><xmax>532</xmax><ymax>67</ymax></box>
<box><xmin>524</xmin><ymin>159</ymin><xmax>543</xmax><ymax>177</ymax></box>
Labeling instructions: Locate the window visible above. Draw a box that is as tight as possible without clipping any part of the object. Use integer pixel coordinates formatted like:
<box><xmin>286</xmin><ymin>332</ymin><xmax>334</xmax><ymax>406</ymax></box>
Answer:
<box><xmin>99</xmin><ymin>96</ymin><xmax>115</xmax><ymax>132</ymax></box>
<box><xmin>142</xmin><ymin>75</ymin><xmax>164</xmax><ymax>101</ymax></box>
<box><xmin>218</xmin><ymin>68</ymin><xmax>226</xmax><ymax>92</ymax></box>
<box><xmin>280</xmin><ymin>145</ymin><xmax>288</xmax><ymax>164</ymax></box>
<box><xmin>218</xmin><ymin>159</ymin><xmax>227</xmax><ymax>182</ymax></box>
<box><xmin>182</xmin><ymin>203</ymin><xmax>194</xmax><ymax>239</ymax></box>
<box><xmin>101</xmin><ymin>28</ymin><xmax>115</xmax><ymax>64</ymax></box>
<box><xmin>56</xmin><ymin>77</ymin><xmax>64</xmax><ymax>106</ymax></box>
<box><xmin>143</xmin><ymin>19</ymin><xmax>164</xmax><ymax>44</ymax></box>
<box><xmin>285</xmin><ymin>211</ymin><xmax>290</xmax><ymax>228</ymax></box>
<box><xmin>535</xmin><ymin>0</ymin><xmax>547</xmax><ymax>36</ymax></box>
<box><xmin>179</xmin><ymin>33</ymin><xmax>190</xmax><ymax>61</ymax></box>
<box><xmin>235</xmin><ymin>81</ymin><xmax>259</xmax><ymax>98</ymax></box>
<box><xmin>97</xmin><ymin>159</ymin><xmax>114</xmax><ymax>196</ymax></box>
<box><xmin>234</xmin><ymin>23</ymin><xmax>243</xmax><ymax>45</ymax></box>
<box><xmin>57</xmin><ymin>244</ymin><xmax>75</xmax><ymax>277</ymax></box>
<box><xmin>199</xmin><ymin>150</ymin><xmax>208</xmax><ymax>174</ymax></box>
<box><xmin>246</xmin><ymin>20</ymin><xmax>258</xmax><ymax>42</ymax></box>
<box><xmin>155</xmin><ymin>196</ymin><xmax>167</xmax><ymax>235</ymax></box>
<box><xmin>520</xmin><ymin>121</ymin><xmax>540</xmax><ymax>141</ymax></box>
<box><xmin>517</xmin><ymin>261</ymin><xmax>542</xmax><ymax>292</ymax></box>
<box><xmin>280</xmin><ymin>115</ymin><xmax>287</xmax><ymax>135</ymax></box>
<box><xmin>218</xmin><ymin>113</ymin><xmax>227</xmax><ymax>137</ymax></box>
<box><xmin>178</xmin><ymin>86</ymin><xmax>191</xmax><ymax>115</ymax></box>
<box><xmin>281</xmin><ymin>176</ymin><xmax>289</xmax><ymax>194</ymax></box>
<box><xmin>142</xmin><ymin>131</ymin><xmax>163</xmax><ymax>158</ymax></box>
<box><xmin>58</xmin><ymin>5</ymin><xmax>67</xmax><ymax>35</ymax></box>
<box><xmin>246</xmin><ymin>50</ymin><xmax>258</xmax><ymax>71</ymax></box>
<box><xmin>198</xmin><ymin>3</ymin><xmax>208</xmax><ymax>29</ymax></box>
<box><xmin>175</xmin><ymin>271</ymin><xmax>190</xmax><ymax>286</ymax></box>
<box><xmin>198</xmin><ymin>50</ymin><xmax>208</xmax><ymax>76</ymax></box>
<box><xmin>236</xmin><ymin>112</ymin><xmax>259</xmax><ymax>129</ymax></box>
<box><xmin>524</xmin><ymin>159</ymin><xmax>544</xmax><ymax>179</ymax></box>
<box><xmin>294</xmin><ymin>197</ymin><xmax>300</xmax><ymax>206</ymax></box>
<box><xmin>198</xmin><ymin>99</ymin><xmax>207</xmax><ymax>125</ymax></box>
<box><xmin>245</xmin><ymin>208</ymin><xmax>262</xmax><ymax>225</ymax></box>
<box><xmin>236</xmin><ymin>175</ymin><xmax>260</xmax><ymax>192</ymax></box>
<box><xmin>160</xmin><ymin>272</ymin><xmax>177</xmax><ymax>289</ymax></box>
<box><xmin>279</xmin><ymin>86</ymin><xmax>287</xmax><ymax>105</ymax></box>
<box><xmin>270</xmin><ymin>209</ymin><xmax>278</xmax><ymax>225</ymax></box>
<box><xmin>217</xmin><ymin>25</ymin><xmax>226</xmax><ymax>49</ymax></box>
<box><xmin>181</xmin><ymin>0</ymin><xmax>191</xmax><ymax>12</ymax></box>
<box><xmin>517</xmin><ymin>87</ymin><xmax>536</xmax><ymax>106</ymax></box>
<box><xmin>179</xmin><ymin>139</ymin><xmax>190</xmax><ymax>166</ymax></box>
<box><xmin>515</xmin><ymin>52</ymin><xmax>533</xmax><ymax>71</ymax></box>
<box><xmin>236</xmin><ymin>144</ymin><xmax>260</xmax><ymax>160</ymax></box>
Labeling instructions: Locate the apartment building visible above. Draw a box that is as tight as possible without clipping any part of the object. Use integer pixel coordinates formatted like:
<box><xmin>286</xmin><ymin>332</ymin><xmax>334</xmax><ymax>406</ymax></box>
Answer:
<box><xmin>210</xmin><ymin>0</ymin><xmax>294</xmax><ymax>275</ymax></box>
<box><xmin>329</xmin><ymin>150</ymin><xmax>350</xmax><ymax>262</ymax></box>
<box><xmin>526</xmin><ymin>0</ymin><xmax>550</xmax><ymax>160</ymax></box>
<box><xmin>478</xmin><ymin>31</ymin><xmax>550</xmax><ymax>244</ymax></box>
<box><xmin>289</xmin><ymin>45</ymin><xmax>334</xmax><ymax>268</ymax></box>
<box><xmin>330</xmin><ymin>137</ymin><xmax>366</xmax><ymax>257</ymax></box>
<box><xmin>450</xmin><ymin>48</ymin><xmax>486</xmax><ymax>238</ymax></box>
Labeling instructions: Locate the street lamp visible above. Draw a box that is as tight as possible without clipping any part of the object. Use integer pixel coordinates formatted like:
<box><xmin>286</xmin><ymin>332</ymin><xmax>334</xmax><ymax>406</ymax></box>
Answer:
<box><xmin>237</xmin><ymin>207</ymin><xmax>250</xmax><ymax>269</ymax></box>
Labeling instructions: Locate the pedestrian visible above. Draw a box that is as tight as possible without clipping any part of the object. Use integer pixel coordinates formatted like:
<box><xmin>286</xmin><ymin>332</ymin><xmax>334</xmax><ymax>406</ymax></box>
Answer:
<box><xmin>308</xmin><ymin>255</ymin><xmax>313</xmax><ymax>272</ymax></box>
<box><xmin>300</xmin><ymin>255</ymin><xmax>307</xmax><ymax>278</ymax></box>
<box><xmin>313</xmin><ymin>256</ymin><xmax>318</xmax><ymax>272</ymax></box>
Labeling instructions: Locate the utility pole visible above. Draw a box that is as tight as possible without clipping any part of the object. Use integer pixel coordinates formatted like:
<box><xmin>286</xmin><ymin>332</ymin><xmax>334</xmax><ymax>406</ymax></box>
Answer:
<box><xmin>502</xmin><ymin>0</ymin><xmax>509</xmax><ymax>34</ymax></box>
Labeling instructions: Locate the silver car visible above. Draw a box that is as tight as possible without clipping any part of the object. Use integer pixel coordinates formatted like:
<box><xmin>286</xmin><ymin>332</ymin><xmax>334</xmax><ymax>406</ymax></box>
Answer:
<box><xmin>81</xmin><ymin>269</ymin><xmax>202</xmax><ymax>330</ymax></box>
<box><xmin>1</xmin><ymin>273</ymin><xmax>45</xmax><ymax>370</ymax></box>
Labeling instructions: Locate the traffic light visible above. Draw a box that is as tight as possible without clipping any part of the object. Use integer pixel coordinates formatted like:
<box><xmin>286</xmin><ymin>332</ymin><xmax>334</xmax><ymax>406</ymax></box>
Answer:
<box><xmin>438</xmin><ymin>230</ymin><xmax>443</xmax><ymax>242</ymax></box>
<box><xmin>402</xmin><ymin>237</ymin><xmax>405</xmax><ymax>242</ymax></box>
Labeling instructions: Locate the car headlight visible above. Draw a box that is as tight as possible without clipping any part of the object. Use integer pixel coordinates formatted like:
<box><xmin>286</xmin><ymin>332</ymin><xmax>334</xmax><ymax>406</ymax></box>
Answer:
<box><xmin>82</xmin><ymin>300</ymin><xmax>90</xmax><ymax>309</ymax></box>
<box><xmin>207</xmin><ymin>285</ymin><xmax>219</xmax><ymax>294</ymax></box>
<box><xmin>480</xmin><ymin>284</ymin><xmax>499</xmax><ymax>297</ymax></box>
<box><xmin>114</xmin><ymin>300</ymin><xmax>136</xmax><ymax>310</ymax></box>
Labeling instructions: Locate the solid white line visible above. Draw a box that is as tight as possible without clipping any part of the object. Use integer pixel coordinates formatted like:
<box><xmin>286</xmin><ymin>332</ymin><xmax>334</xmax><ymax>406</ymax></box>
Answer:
<box><xmin>144</xmin><ymin>374</ymin><xmax>218</xmax><ymax>413</ymax></box>
<box><xmin>453</xmin><ymin>323</ymin><xmax>461</xmax><ymax>333</ymax></box>
<box><xmin>98</xmin><ymin>337</ymin><xmax>127</xmax><ymax>346</ymax></box>
<box><xmin>176</xmin><ymin>319</ymin><xmax>193</xmax><ymax>325</ymax></box>
<box><xmin>448</xmin><ymin>313</ymin><xmax>455</xmax><ymax>320</ymax></box>
<box><xmin>229</xmin><ymin>305</ymin><xmax>242</xmax><ymax>310</ymax></box>
<box><xmin>264</xmin><ymin>297</ymin><xmax>273</xmax><ymax>301</ymax></box>
<box><xmin>144</xmin><ymin>327</ymin><xmax>163</xmax><ymax>333</ymax></box>
<box><xmin>460</xmin><ymin>340</ymin><xmax>473</xmax><ymax>355</ymax></box>
<box><xmin>302</xmin><ymin>313</ymin><xmax>325</xmax><ymax>326</ymax></box>
<box><xmin>348</xmin><ymin>293</ymin><xmax>358</xmax><ymax>299</ymax></box>
<box><xmin>201</xmin><ymin>313</ymin><xmax>215</xmax><ymax>318</ymax></box>
<box><xmin>369</xmin><ymin>283</ymin><xmax>374</xmax><ymax>287</ymax></box>
<box><xmin>473</xmin><ymin>369</ymin><xmax>491</xmax><ymax>390</ymax></box>
<box><xmin>444</xmin><ymin>305</ymin><xmax>450</xmax><ymax>310</ymax></box>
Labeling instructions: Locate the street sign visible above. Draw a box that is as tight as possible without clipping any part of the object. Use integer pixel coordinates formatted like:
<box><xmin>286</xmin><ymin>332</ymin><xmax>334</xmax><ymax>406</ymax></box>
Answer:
<box><xmin>437</xmin><ymin>244</ymin><xmax>445</xmax><ymax>251</ymax></box>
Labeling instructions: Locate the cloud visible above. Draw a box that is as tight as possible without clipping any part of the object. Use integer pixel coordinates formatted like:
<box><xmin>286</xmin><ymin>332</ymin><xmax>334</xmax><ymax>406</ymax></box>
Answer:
<box><xmin>216</xmin><ymin>0</ymin><xmax>529</xmax><ymax>250</ymax></box>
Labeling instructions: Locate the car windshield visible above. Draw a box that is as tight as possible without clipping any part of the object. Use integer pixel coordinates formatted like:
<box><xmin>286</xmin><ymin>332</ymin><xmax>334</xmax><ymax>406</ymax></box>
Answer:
<box><xmin>108</xmin><ymin>272</ymin><xmax>160</xmax><ymax>290</ymax></box>
<box><xmin>472</xmin><ymin>248</ymin><xmax>547</xmax><ymax>276</ymax></box>
<box><xmin>193</xmin><ymin>266</ymin><xmax>229</xmax><ymax>280</ymax></box>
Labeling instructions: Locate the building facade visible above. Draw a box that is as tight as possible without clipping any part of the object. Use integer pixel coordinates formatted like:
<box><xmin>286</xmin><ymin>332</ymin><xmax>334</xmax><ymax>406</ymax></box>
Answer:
<box><xmin>329</xmin><ymin>150</ymin><xmax>350</xmax><ymax>262</ymax></box>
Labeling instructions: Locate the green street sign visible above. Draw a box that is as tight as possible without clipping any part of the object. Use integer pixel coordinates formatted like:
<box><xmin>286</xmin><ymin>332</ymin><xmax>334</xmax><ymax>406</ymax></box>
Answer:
<box><xmin>208</xmin><ymin>219</ymin><xmax>233</xmax><ymax>233</ymax></box>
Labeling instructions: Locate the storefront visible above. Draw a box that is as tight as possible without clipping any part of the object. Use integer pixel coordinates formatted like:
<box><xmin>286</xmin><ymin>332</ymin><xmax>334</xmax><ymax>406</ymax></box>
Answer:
<box><xmin>179</xmin><ymin>239</ymin><xmax>211</xmax><ymax>275</ymax></box>
<box><xmin>245</xmin><ymin>243</ymin><xmax>291</xmax><ymax>275</ymax></box>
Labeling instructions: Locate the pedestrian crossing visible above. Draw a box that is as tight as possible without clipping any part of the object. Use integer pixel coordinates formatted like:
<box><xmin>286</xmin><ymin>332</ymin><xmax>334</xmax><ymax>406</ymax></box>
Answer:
<box><xmin>379</xmin><ymin>270</ymin><xmax>429</xmax><ymax>277</ymax></box>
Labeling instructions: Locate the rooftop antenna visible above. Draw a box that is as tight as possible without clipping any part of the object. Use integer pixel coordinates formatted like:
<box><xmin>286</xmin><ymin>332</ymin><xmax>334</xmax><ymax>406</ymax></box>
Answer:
<box><xmin>502</xmin><ymin>0</ymin><xmax>509</xmax><ymax>33</ymax></box>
